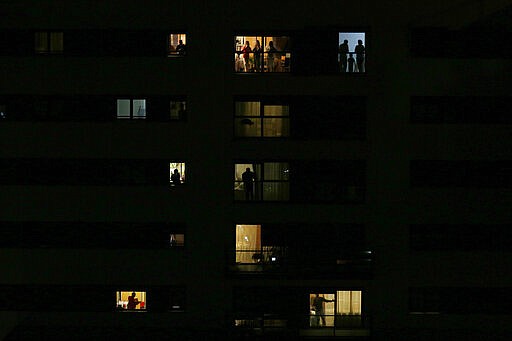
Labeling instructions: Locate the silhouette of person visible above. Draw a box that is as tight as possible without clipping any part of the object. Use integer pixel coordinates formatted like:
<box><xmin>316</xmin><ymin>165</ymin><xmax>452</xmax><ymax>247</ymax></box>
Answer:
<box><xmin>355</xmin><ymin>39</ymin><xmax>365</xmax><ymax>72</ymax></box>
<box><xmin>176</xmin><ymin>39</ymin><xmax>186</xmax><ymax>56</ymax></box>
<box><xmin>311</xmin><ymin>294</ymin><xmax>335</xmax><ymax>327</ymax></box>
<box><xmin>339</xmin><ymin>39</ymin><xmax>349</xmax><ymax>72</ymax></box>
<box><xmin>242</xmin><ymin>167</ymin><xmax>255</xmax><ymax>200</ymax></box>
<box><xmin>347</xmin><ymin>53</ymin><xmax>355</xmax><ymax>72</ymax></box>
<box><xmin>171</xmin><ymin>169</ymin><xmax>181</xmax><ymax>185</ymax></box>
<box><xmin>127</xmin><ymin>292</ymin><xmax>140</xmax><ymax>310</ymax></box>
<box><xmin>241</xmin><ymin>41</ymin><xmax>252</xmax><ymax>72</ymax></box>
<box><xmin>266</xmin><ymin>41</ymin><xmax>277</xmax><ymax>72</ymax></box>
<box><xmin>253</xmin><ymin>40</ymin><xmax>262</xmax><ymax>72</ymax></box>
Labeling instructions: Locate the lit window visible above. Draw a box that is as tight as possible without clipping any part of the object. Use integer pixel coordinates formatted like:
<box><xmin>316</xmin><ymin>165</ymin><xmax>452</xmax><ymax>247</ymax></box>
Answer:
<box><xmin>168</xmin><ymin>34</ymin><xmax>187</xmax><ymax>56</ymax></box>
<box><xmin>169</xmin><ymin>233</ymin><xmax>185</xmax><ymax>247</ymax></box>
<box><xmin>234</xmin><ymin>35</ymin><xmax>291</xmax><ymax>73</ymax></box>
<box><xmin>35</xmin><ymin>31</ymin><xmax>63</xmax><ymax>54</ymax></box>
<box><xmin>338</xmin><ymin>32</ymin><xmax>366</xmax><ymax>73</ymax></box>
<box><xmin>235</xmin><ymin>224</ymin><xmax>261</xmax><ymax>263</ymax></box>
<box><xmin>116</xmin><ymin>291</ymin><xmax>147</xmax><ymax>311</ymax></box>
<box><xmin>234</xmin><ymin>101</ymin><xmax>290</xmax><ymax>137</ymax></box>
<box><xmin>234</xmin><ymin>162</ymin><xmax>289</xmax><ymax>201</ymax></box>
<box><xmin>170</xmin><ymin>100</ymin><xmax>186</xmax><ymax>120</ymax></box>
<box><xmin>309</xmin><ymin>291</ymin><xmax>362</xmax><ymax>328</ymax></box>
<box><xmin>169</xmin><ymin>162</ymin><xmax>186</xmax><ymax>185</ymax></box>
<box><xmin>235</xmin><ymin>224</ymin><xmax>287</xmax><ymax>267</ymax></box>
<box><xmin>116</xmin><ymin>99</ymin><xmax>146</xmax><ymax>119</ymax></box>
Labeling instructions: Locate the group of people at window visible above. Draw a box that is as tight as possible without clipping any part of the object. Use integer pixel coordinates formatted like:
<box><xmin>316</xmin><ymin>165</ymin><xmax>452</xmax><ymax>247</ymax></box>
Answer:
<box><xmin>339</xmin><ymin>39</ymin><xmax>365</xmax><ymax>73</ymax></box>
<box><xmin>235</xmin><ymin>40</ymin><xmax>283</xmax><ymax>72</ymax></box>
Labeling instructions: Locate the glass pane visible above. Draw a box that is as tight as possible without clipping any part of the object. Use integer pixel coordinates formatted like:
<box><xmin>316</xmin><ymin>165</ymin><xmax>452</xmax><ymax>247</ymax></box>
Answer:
<box><xmin>310</xmin><ymin>293</ymin><xmax>336</xmax><ymax>327</ymax></box>
<box><xmin>50</xmin><ymin>32</ymin><xmax>63</xmax><ymax>52</ymax></box>
<box><xmin>264</xmin><ymin>163</ymin><xmax>289</xmax><ymax>180</ymax></box>
<box><xmin>168</xmin><ymin>34</ymin><xmax>186</xmax><ymax>56</ymax></box>
<box><xmin>235</xmin><ymin>225</ymin><xmax>261</xmax><ymax>263</ymax></box>
<box><xmin>169</xmin><ymin>233</ymin><xmax>185</xmax><ymax>247</ymax></box>
<box><xmin>235</xmin><ymin>101</ymin><xmax>260</xmax><ymax>116</ymax></box>
<box><xmin>116</xmin><ymin>291</ymin><xmax>147</xmax><ymax>310</ymax></box>
<box><xmin>263</xmin><ymin>118</ymin><xmax>289</xmax><ymax>137</ymax></box>
<box><xmin>132</xmin><ymin>99</ymin><xmax>146</xmax><ymax>119</ymax></box>
<box><xmin>34</xmin><ymin>32</ymin><xmax>48</xmax><ymax>53</ymax></box>
<box><xmin>262</xmin><ymin>182</ymin><xmax>289</xmax><ymax>201</ymax></box>
<box><xmin>234</xmin><ymin>36</ymin><xmax>260</xmax><ymax>72</ymax></box>
<box><xmin>336</xmin><ymin>290</ymin><xmax>362</xmax><ymax>315</ymax></box>
<box><xmin>234</xmin><ymin>164</ymin><xmax>261</xmax><ymax>201</ymax></box>
<box><xmin>338</xmin><ymin>32</ymin><xmax>365</xmax><ymax>73</ymax></box>
<box><xmin>235</xmin><ymin>118</ymin><xmax>262</xmax><ymax>137</ymax></box>
<box><xmin>170</xmin><ymin>101</ymin><xmax>185</xmax><ymax>120</ymax></box>
<box><xmin>264</xmin><ymin>105</ymin><xmax>289</xmax><ymax>117</ymax></box>
<box><xmin>263</xmin><ymin>36</ymin><xmax>290</xmax><ymax>73</ymax></box>
<box><xmin>169</xmin><ymin>162</ymin><xmax>185</xmax><ymax>184</ymax></box>
<box><xmin>116</xmin><ymin>99</ymin><xmax>131</xmax><ymax>119</ymax></box>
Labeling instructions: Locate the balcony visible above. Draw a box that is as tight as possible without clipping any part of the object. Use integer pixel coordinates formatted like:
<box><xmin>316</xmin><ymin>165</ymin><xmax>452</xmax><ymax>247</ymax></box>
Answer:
<box><xmin>229</xmin><ymin>249</ymin><xmax>373</xmax><ymax>279</ymax></box>
<box><xmin>232</xmin><ymin>313</ymin><xmax>371</xmax><ymax>338</ymax></box>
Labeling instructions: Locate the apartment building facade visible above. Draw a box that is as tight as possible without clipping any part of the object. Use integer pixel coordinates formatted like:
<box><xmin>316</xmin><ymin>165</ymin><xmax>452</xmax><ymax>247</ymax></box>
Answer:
<box><xmin>1</xmin><ymin>1</ymin><xmax>511</xmax><ymax>339</ymax></box>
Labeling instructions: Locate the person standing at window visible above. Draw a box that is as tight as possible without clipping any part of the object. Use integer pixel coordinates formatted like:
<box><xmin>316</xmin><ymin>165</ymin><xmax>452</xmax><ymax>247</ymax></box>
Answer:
<box><xmin>311</xmin><ymin>294</ymin><xmax>335</xmax><ymax>327</ymax></box>
<box><xmin>171</xmin><ymin>169</ymin><xmax>182</xmax><ymax>185</ymax></box>
<box><xmin>176</xmin><ymin>40</ymin><xmax>186</xmax><ymax>56</ymax></box>
<box><xmin>241</xmin><ymin>41</ymin><xmax>252</xmax><ymax>72</ymax></box>
<box><xmin>242</xmin><ymin>167</ymin><xmax>255</xmax><ymax>200</ymax></box>
<box><xmin>347</xmin><ymin>53</ymin><xmax>355</xmax><ymax>73</ymax></box>
<box><xmin>339</xmin><ymin>39</ymin><xmax>349</xmax><ymax>72</ymax></box>
<box><xmin>127</xmin><ymin>292</ymin><xmax>140</xmax><ymax>310</ymax></box>
<box><xmin>253</xmin><ymin>40</ymin><xmax>262</xmax><ymax>72</ymax></box>
<box><xmin>355</xmin><ymin>39</ymin><xmax>365</xmax><ymax>72</ymax></box>
<box><xmin>266</xmin><ymin>41</ymin><xmax>277</xmax><ymax>72</ymax></box>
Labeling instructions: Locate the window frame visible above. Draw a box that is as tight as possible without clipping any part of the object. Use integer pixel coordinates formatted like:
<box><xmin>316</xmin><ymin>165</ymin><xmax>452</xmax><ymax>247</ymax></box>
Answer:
<box><xmin>338</xmin><ymin>31</ymin><xmax>367</xmax><ymax>74</ymax></box>
<box><xmin>34</xmin><ymin>31</ymin><xmax>64</xmax><ymax>54</ymax></box>
<box><xmin>233</xmin><ymin>98</ymin><xmax>290</xmax><ymax>138</ymax></box>
<box><xmin>234</xmin><ymin>161</ymin><xmax>290</xmax><ymax>202</ymax></box>
<box><xmin>234</xmin><ymin>33</ymin><xmax>292</xmax><ymax>73</ymax></box>
<box><xmin>116</xmin><ymin>98</ymin><xmax>147</xmax><ymax>120</ymax></box>
<box><xmin>167</xmin><ymin>33</ymin><xmax>187</xmax><ymax>57</ymax></box>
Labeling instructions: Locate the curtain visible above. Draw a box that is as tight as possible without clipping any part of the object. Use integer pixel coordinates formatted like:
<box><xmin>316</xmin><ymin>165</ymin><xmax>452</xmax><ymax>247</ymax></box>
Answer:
<box><xmin>236</xmin><ymin>225</ymin><xmax>261</xmax><ymax>263</ymax></box>
<box><xmin>336</xmin><ymin>291</ymin><xmax>361</xmax><ymax>315</ymax></box>
<box><xmin>263</xmin><ymin>105</ymin><xmax>289</xmax><ymax>137</ymax></box>
<box><xmin>263</xmin><ymin>163</ymin><xmax>289</xmax><ymax>201</ymax></box>
<box><xmin>235</xmin><ymin>101</ymin><xmax>261</xmax><ymax>137</ymax></box>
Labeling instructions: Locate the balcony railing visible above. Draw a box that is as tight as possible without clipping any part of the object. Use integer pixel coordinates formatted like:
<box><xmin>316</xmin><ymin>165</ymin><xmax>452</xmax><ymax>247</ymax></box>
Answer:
<box><xmin>338</xmin><ymin>53</ymin><xmax>366</xmax><ymax>73</ymax></box>
<box><xmin>235</xmin><ymin>52</ymin><xmax>291</xmax><ymax>73</ymax></box>
<box><xmin>230</xmin><ymin>249</ymin><xmax>373</xmax><ymax>277</ymax></box>
<box><xmin>232</xmin><ymin>313</ymin><xmax>371</xmax><ymax>338</ymax></box>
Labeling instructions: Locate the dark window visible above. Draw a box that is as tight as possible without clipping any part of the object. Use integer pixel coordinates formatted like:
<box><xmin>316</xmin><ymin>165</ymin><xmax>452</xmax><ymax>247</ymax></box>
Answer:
<box><xmin>410</xmin><ymin>27</ymin><xmax>512</xmax><ymax>58</ymax></box>
<box><xmin>0</xmin><ymin>159</ymin><xmax>173</xmax><ymax>186</ymax></box>
<box><xmin>411</xmin><ymin>97</ymin><xmax>512</xmax><ymax>124</ymax></box>
<box><xmin>410</xmin><ymin>224</ymin><xmax>512</xmax><ymax>251</ymax></box>
<box><xmin>409</xmin><ymin>287</ymin><xmax>512</xmax><ymax>314</ymax></box>
<box><xmin>410</xmin><ymin>161</ymin><xmax>512</xmax><ymax>188</ymax></box>
<box><xmin>0</xmin><ymin>222</ymin><xmax>185</xmax><ymax>249</ymax></box>
<box><xmin>34</xmin><ymin>31</ymin><xmax>63</xmax><ymax>54</ymax></box>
